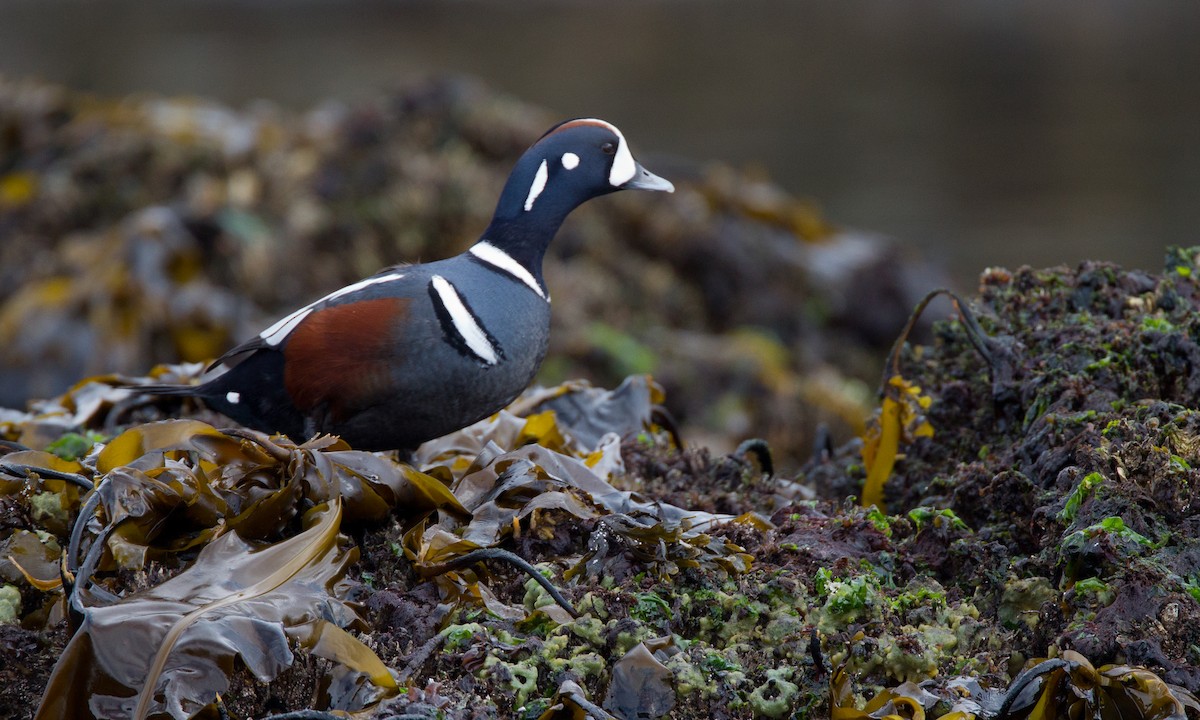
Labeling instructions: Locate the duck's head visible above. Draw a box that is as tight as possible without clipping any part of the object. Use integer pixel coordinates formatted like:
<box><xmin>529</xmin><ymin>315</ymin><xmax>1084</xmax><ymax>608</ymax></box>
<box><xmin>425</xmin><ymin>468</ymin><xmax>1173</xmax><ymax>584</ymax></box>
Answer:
<box><xmin>493</xmin><ymin>118</ymin><xmax>674</xmax><ymax>224</ymax></box>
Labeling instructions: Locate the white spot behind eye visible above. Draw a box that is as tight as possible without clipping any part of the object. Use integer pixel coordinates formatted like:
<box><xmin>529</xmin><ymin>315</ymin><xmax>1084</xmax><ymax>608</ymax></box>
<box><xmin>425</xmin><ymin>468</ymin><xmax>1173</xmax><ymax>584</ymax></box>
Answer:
<box><xmin>524</xmin><ymin>159</ymin><xmax>549</xmax><ymax>211</ymax></box>
<box><xmin>226</xmin><ymin>391</ymin><xmax>240</xmax><ymax>404</ymax></box>
<box><xmin>562</xmin><ymin>152</ymin><xmax>580</xmax><ymax>170</ymax></box>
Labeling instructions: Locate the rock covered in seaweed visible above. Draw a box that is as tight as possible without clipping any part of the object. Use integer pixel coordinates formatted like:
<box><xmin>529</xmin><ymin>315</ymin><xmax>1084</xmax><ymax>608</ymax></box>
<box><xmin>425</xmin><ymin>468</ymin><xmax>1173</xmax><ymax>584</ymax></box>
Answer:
<box><xmin>7</xmin><ymin>246</ymin><xmax>1200</xmax><ymax>717</ymax></box>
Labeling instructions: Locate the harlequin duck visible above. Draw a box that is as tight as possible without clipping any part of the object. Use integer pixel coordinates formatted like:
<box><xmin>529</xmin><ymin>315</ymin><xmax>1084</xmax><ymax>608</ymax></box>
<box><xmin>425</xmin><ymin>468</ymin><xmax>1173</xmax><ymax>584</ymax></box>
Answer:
<box><xmin>141</xmin><ymin>118</ymin><xmax>674</xmax><ymax>450</ymax></box>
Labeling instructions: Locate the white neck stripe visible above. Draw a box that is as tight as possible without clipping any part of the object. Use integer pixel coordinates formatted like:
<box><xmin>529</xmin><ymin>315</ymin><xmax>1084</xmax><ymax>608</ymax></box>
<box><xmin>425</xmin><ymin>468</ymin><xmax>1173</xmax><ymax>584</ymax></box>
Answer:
<box><xmin>259</xmin><ymin>272</ymin><xmax>406</xmax><ymax>346</ymax></box>
<box><xmin>469</xmin><ymin>242</ymin><xmax>548</xmax><ymax>301</ymax></box>
<box><xmin>524</xmin><ymin>159</ymin><xmax>549</xmax><ymax>212</ymax></box>
<box><xmin>430</xmin><ymin>275</ymin><xmax>499</xmax><ymax>365</ymax></box>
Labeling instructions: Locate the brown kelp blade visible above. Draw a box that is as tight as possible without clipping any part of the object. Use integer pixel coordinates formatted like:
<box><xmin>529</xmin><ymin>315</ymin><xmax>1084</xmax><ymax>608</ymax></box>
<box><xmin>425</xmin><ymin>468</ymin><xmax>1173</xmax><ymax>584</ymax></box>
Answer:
<box><xmin>35</xmin><ymin>501</ymin><xmax>396</xmax><ymax>720</ymax></box>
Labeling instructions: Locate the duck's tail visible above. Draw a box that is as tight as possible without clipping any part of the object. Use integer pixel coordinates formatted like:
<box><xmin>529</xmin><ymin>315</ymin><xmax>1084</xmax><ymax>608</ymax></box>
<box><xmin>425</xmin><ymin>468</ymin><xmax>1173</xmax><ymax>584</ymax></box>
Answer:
<box><xmin>134</xmin><ymin>383</ymin><xmax>203</xmax><ymax>398</ymax></box>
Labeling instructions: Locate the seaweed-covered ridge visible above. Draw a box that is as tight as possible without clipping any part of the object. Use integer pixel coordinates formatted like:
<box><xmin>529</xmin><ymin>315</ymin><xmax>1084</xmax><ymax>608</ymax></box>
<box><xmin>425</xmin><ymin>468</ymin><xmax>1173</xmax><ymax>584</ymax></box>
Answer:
<box><xmin>3</xmin><ymin>251</ymin><xmax>1200</xmax><ymax>718</ymax></box>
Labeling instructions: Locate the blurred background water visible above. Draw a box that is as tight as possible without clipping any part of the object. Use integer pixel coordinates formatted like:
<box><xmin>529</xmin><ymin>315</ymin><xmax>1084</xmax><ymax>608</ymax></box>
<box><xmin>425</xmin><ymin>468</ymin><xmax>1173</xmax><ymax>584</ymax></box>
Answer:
<box><xmin>1</xmin><ymin>0</ymin><xmax>1196</xmax><ymax>288</ymax></box>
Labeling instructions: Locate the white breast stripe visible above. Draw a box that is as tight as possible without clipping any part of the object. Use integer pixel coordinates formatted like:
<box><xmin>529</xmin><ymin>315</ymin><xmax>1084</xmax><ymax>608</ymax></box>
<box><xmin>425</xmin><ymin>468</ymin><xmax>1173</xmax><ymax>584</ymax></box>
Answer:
<box><xmin>259</xmin><ymin>272</ymin><xmax>406</xmax><ymax>346</ymax></box>
<box><xmin>469</xmin><ymin>242</ymin><xmax>548</xmax><ymax>301</ymax></box>
<box><xmin>524</xmin><ymin>159</ymin><xmax>549</xmax><ymax>211</ymax></box>
<box><xmin>430</xmin><ymin>275</ymin><xmax>499</xmax><ymax>365</ymax></box>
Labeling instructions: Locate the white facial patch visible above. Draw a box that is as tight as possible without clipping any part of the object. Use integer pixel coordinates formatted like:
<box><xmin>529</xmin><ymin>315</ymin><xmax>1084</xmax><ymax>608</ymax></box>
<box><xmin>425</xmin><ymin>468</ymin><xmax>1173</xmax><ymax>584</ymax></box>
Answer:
<box><xmin>469</xmin><ymin>242</ymin><xmax>549</xmax><ymax>300</ymax></box>
<box><xmin>608</xmin><ymin>133</ymin><xmax>636</xmax><ymax>186</ymax></box>
<box><xmin>524</xmin><ymin>159</ymin><xmax>549</xmax><ymax>211</ymax></box>
<box><xmin>226</xmin><ymin>391</ymin><xmax>241</xmax><ymax>404</ymax></box>
<box><xmin>430</xmin><ymin>275</ymin><xmax>499</xmax><ymax>365</ymax></box>
<box><xmin>561</xmin><ymin>152</ymin><xmax>580</xmax><ymax>170</ymax></box>
<box><xmin>574</xmin><ymin>118</ymin><xmax>636</xmax><ymax>187</ymax></box>
<box><xmin>259</xmin><ymin>272</ymin><xmax>406</xmax><ymax>346</ymax></box>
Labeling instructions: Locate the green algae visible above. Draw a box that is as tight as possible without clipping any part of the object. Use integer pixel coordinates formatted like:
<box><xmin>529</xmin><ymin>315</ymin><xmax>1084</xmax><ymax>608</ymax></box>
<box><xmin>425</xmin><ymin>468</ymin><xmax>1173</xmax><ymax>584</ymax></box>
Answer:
<box><xmin>907</xmin><ymin>506</ymin><xmax>969</xmax><ymax>533</ymax></box>
<box><xmin>483</xmin><ymin>656</ymin><xmax>538</xmax><ymax>708</ymax></box>
<box><xmin>1058</xmin><ymin>471</ymin><xmax>1104</xmax><ymax>521</ymax></box>
<box><xmin>442</xmin><ymin>622</ymin><xmax>488</xmax><ymax>652</ymax></box>
<box><xmin>565</xmin><ymin>615</ymin><xmax>606</xmax><ymax>645</ymax></box>
<box><xmin>630</xmin><ymin>591</ymin><xmax>673</xmax><ymax>627</ymax></box>
<box><xmin>748</xmin><ymin>667</ymin><xmax>800</xmax><ymax>718</ymax></box>
<box><xmin>44</xmin><ymin>431</ymin><xmax>104</xmax><ymax>461</ymax></box>
<box><xmin>812</xmin><ymin>570</ymin><xmax>884</xmax><ymax>633</ymax></box>
<box><xmin>0</xmin><ymin>585</ymin><xmax>20</xmax><ymax>624</ymax></box>
<box><xmin>998</xmin><ymin>576</ymin><xmax>1057</xmax><ymax>630</ymax></box>
<box><xmin>28</xmin><ymin>491</ymin><xmax>68</xmax><ymax>531</ymax></box>
<box><xmin>667</xmin><ymin>653</ymin><xmax>712</xmax><ymax>698</ymax></box>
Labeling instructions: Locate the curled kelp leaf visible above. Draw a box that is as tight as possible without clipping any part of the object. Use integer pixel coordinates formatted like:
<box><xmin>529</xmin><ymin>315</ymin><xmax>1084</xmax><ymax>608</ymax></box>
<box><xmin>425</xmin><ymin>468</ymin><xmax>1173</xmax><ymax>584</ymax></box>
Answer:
<box><xmin>603</xmin><ymin>635</ymin><xmax>676</xmax><ymax>720</ymax></box>
<box><xmin>831</xmin><ymin>665</ymin><xmax>940</xmax><ymax>720</ymax></box>
<box><xmin>323</xmin><ymin>449</ymin><xmax>468</xmax><ymax>523</ymax></box>
<box><xmin>834</xmin><ymin>650</ymin><xmax>1200</xmax><ymax>720</ymax></box>
<box><xmin>67</xmin><ymin>420</ymin><xmax>466</xmax><ymax>580</ymax></box>
<box><xmin>36</xmin><ymin>500</ymin><xmax>397</xmax><ymax>720</ymax></box>
<box><xmin>523</xmin><ymin>375</ymin><xmax>663</xmax><ymax>452</ymax></box>
<box><xmin>538</xmin><ymin>679</ymin><xmax>618</xmax><ymax>720</ymax></box>
<box><xmin>403</xmin><ymin>413</ymin><xmax>756</xmax><ymax>622</ymax></box>
<box><xmin>446</xmin><ymin>441</ymin><xmax>753</xmax><ymax>578</ymax></box>
<box><xmin>95</xmin><ymin>467</ymin><xmax>191</xmax><ymax>570</ymax></box>
<box><xmin>996</xmin><ymin>650</ymin><xmax>1200</xmax><ymax>720</ymax></box>
<box><xmin>413</xmin><ymin>376</ymin><xmax>663</xmax><ymax>474</ymax></box>
<box><xmin>1</xmin><ymin>529</ymin><xmax>62</xmax><ymax>590</ymax></box>
<box><xmin>96</xmin><ymin>419</ymin><xmax>228</xmax><ymax>473</ymax></box>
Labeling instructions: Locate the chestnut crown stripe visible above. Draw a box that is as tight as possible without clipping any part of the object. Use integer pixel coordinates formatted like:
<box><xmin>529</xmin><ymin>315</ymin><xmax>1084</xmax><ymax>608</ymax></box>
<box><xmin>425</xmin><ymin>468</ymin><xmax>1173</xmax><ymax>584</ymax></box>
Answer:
<box><xmin>468</xmin><ymin>241</ymin><xmax>549</xmax><ymax>301</ymax></box>
<box><xmin>258</xmin><ymin>272</ymin><xmax>407</xmax><ymax>347</ymax></box>
<box><xmin>540</xmin><ymin>118</ymin><xmax>636</xmax><ymax>187</ymax></box>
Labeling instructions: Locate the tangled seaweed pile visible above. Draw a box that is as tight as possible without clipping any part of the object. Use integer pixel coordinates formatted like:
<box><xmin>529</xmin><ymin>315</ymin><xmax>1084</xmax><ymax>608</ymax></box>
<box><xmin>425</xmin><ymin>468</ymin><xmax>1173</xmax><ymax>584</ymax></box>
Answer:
<box><xmin>2</xmin><ymin>251</ymin><xmax>1200</xmax><ymax>718</ymax></box>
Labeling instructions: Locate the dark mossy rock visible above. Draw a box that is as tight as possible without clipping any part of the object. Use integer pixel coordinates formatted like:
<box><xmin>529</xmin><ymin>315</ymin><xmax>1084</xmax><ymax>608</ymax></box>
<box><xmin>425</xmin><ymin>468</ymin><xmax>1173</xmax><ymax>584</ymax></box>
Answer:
<box><xmin>810</xmin><ymin>248</ymin><xmax>1200</xmax><ymax>694</ymax></box>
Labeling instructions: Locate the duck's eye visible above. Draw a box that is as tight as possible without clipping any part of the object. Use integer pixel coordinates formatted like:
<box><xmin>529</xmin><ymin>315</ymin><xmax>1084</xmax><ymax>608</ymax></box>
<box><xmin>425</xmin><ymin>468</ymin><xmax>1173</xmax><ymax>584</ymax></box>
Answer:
<box><xmin>601</xmin><ymin>142</ymin><xmax>616</xmax><ymax>155</ymax></box>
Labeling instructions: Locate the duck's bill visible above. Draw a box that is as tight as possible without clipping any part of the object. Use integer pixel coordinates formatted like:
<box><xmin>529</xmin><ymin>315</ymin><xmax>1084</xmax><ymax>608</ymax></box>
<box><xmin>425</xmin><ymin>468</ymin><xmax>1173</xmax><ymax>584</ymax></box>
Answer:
<box><xmin>623</xmin><ymin>163</ymin><xmax>675</xmax><ymax>192</ymax></box>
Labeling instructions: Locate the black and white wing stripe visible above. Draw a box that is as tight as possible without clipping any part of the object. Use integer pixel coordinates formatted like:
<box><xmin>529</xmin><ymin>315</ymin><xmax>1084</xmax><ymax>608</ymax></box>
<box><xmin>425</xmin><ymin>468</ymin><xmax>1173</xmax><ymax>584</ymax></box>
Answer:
<box><xmin>427</xmin><ymin>275</ymin><xmax>504</xmax><ymax>365</ymax></box>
